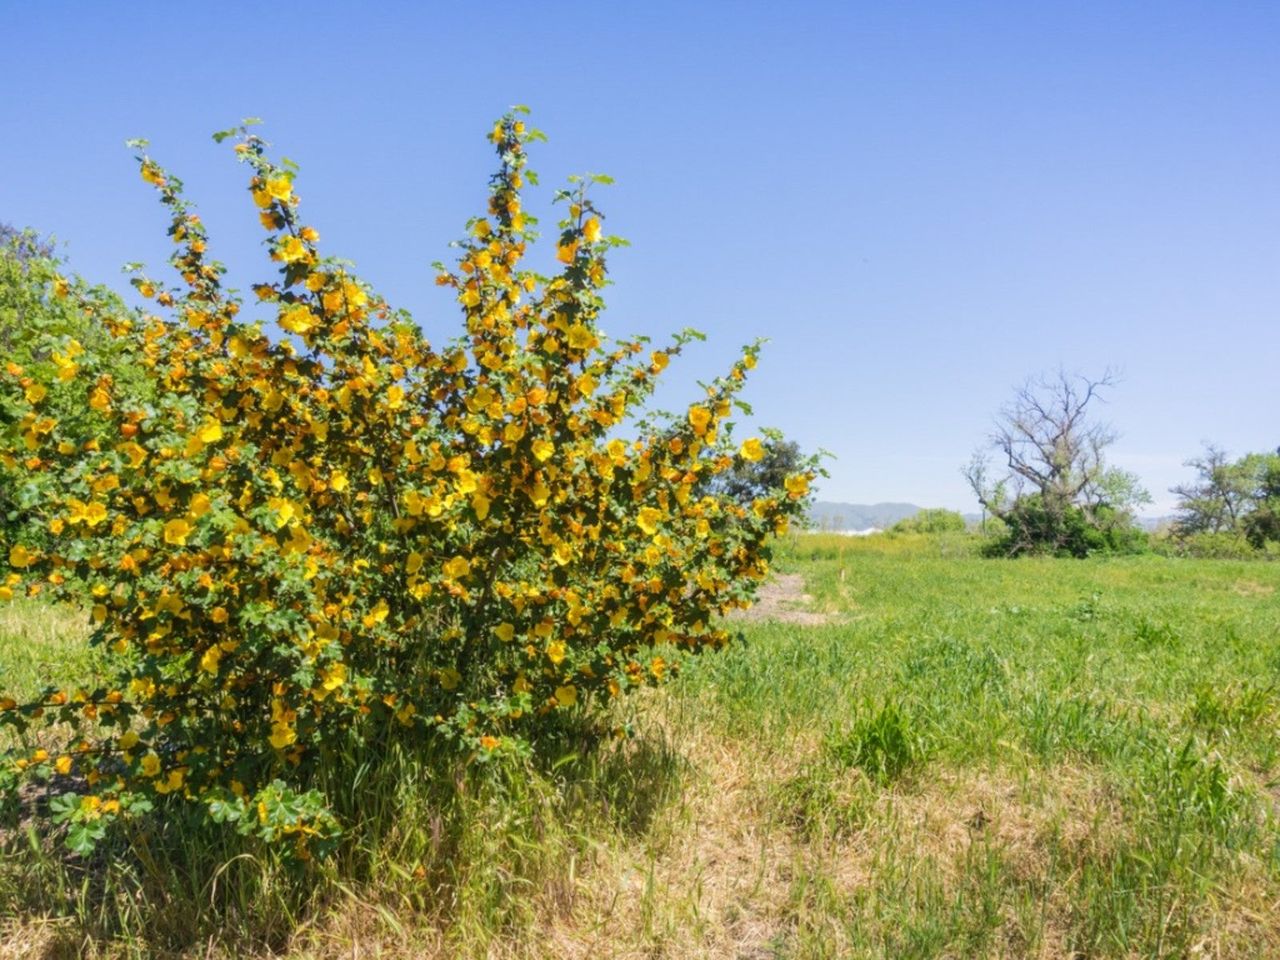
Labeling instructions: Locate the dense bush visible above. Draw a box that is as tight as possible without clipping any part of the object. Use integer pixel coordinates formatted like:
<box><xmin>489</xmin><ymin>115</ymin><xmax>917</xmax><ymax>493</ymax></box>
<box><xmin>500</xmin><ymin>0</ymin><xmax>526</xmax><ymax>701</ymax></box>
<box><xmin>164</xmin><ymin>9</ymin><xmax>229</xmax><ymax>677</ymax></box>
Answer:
<box><xmin>0</xmin><ymin>112</ymin><xmax>816</xmax><ymax>858</ymax></box>
<box><xmin>982</xmin><ymin>495</ymin><xmax>1147</xmax><ymax>558</ymax></box>
<box><xmin>889</xmin><ymin>508</ymin><xmax>966</xmax><ymax>535</ymax></box>
<box><xmin>1151</xmin><ymin>530</ymin><xmax>1279</xmax><ymax>560</ymax></box>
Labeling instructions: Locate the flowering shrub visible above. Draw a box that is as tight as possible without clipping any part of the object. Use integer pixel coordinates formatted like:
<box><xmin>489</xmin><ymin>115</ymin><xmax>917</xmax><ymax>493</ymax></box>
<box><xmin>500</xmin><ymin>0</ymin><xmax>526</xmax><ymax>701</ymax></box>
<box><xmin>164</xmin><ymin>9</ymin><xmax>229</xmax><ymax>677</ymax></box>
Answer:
<box><xmin>0</xmin><ymin>111</ymin><xmax>815</xmax><ymax>858</ymax></box>
<box><xmin>0</xmin><ymin>228</ymin><xmax>153</xmax><ymax>555</ymax></box>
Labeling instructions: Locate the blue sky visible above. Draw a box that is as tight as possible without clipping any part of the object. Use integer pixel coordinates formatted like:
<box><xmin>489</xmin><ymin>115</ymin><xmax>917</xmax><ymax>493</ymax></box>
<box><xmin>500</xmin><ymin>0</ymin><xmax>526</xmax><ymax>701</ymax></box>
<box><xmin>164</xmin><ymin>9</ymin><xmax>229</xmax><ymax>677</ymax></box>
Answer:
<box><xmin>3</xmin><ymin>1</ymin><xmax>1276</xmax><ymax>514</ymax></box>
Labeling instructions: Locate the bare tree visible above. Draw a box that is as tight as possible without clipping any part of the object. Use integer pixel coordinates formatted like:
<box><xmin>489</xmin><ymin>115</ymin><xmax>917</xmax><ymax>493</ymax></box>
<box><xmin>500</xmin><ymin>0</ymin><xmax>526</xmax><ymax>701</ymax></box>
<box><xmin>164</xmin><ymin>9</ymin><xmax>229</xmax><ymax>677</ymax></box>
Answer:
<box><xmin>965</xmin><ymin>369</ymin><xmax>1148</xmax><ymax>554</ymax></box>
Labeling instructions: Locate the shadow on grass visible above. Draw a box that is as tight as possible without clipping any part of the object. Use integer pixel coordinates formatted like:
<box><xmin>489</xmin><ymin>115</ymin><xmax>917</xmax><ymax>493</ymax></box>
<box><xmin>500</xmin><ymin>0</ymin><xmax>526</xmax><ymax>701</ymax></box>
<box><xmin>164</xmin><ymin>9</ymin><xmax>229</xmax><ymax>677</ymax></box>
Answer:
<box><xmin>0</xmin><ymin>715</ymin><xmax>688</xmax><ymax>958</ymax></box>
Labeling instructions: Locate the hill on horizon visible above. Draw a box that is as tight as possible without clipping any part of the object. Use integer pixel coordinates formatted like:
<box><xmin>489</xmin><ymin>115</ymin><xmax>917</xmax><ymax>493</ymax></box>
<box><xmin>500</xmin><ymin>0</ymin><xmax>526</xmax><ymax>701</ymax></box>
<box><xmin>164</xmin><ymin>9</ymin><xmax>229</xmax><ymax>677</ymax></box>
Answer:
<box><xmin>807</xmin><ymin>501</ymin><xmax>929</xmax><ymax>531</ymax></box>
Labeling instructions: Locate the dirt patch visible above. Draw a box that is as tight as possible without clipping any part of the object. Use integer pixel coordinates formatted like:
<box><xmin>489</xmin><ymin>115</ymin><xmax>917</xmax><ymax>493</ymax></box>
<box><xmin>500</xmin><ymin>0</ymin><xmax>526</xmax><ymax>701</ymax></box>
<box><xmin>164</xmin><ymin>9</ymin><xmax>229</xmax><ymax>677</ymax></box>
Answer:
<box><xmin>1233</xmin><ymin>580</ymin><xmax>1275</xmax><ymax>598</ymax></box>
<box><xmin>730</xmin><ymin>574</ymin><xmax>830</xmax><ymax>626</ymax></box>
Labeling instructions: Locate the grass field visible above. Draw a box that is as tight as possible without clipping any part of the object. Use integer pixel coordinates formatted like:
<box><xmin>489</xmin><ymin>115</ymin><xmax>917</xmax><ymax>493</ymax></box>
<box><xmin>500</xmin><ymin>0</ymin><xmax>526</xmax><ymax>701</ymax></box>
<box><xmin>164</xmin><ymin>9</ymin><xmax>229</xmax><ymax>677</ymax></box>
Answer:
<box><xmin>3</xmin><ymin>534</ymin><xmax>1280</xmax><ymax>958</ymax></box>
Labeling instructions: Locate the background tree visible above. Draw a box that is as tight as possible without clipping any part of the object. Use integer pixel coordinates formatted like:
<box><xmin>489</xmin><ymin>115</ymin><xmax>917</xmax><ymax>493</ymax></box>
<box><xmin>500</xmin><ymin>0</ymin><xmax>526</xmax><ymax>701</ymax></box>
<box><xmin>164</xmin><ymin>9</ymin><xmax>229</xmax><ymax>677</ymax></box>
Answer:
<box><xmin>965</xmin><ymin>369</ymin><xmax>1149</xmax><ymax>556</ymax></box>
<box><xmin>1170</xmin><ymin>443</ymin><xmax>1258</xmax><ymax>535</ymax></box>
<box><xmin>1171</xmin><ymin>445</ymin><xmax>1280</xmax><ymax>549</ymax></box>
<box><xmin>1242</xmin><ymin>450</ymin><xmax>1280</xmax><ymax>548</ymax></box>
<box><xmin>715</xmin><ymin>435</ymin><xmax>805</xmax><ymax>505</ymax></box>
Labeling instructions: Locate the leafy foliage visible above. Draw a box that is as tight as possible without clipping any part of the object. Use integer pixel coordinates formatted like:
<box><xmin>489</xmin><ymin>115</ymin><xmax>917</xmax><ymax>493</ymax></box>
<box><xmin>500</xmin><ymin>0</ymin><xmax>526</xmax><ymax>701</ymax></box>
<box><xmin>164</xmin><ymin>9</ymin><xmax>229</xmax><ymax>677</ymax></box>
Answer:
<box><xmin>984</xmin><ymin>495</ymin><xmax>1147</xmax><ymax>558</ymax></box>
<box><xmin>0</xmin><ymin>226</ymin><xmax>153</xmax><ymax>553</ymax></box>
<box><xmin>1171</xmin><ymin>444</ymin><xmax>1280</xmax><ymax>553</ymax></box>
<box><xmin>0</xmin><ymin>112</ymin><xmax>817</xmax><ymax>858</ymax></box>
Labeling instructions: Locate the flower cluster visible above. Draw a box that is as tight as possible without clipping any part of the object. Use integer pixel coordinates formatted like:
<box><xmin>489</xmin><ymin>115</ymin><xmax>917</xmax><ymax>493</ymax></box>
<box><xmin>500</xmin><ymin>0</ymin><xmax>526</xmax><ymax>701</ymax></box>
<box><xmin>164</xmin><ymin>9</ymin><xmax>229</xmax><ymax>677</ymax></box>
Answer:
<box><xmin>0</xmin><ymin>111</ymin><xmax>815</xmax><ymax>856</ymax></box>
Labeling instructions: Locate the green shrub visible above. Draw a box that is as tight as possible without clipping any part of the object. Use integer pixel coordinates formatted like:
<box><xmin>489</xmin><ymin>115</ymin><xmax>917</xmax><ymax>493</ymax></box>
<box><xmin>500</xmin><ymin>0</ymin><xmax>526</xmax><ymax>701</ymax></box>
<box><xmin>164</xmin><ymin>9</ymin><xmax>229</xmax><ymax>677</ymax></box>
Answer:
<box><xmin>890</xmin><ymin>508</ymin><xmax>966</xmax><ymax>535</ymax></box>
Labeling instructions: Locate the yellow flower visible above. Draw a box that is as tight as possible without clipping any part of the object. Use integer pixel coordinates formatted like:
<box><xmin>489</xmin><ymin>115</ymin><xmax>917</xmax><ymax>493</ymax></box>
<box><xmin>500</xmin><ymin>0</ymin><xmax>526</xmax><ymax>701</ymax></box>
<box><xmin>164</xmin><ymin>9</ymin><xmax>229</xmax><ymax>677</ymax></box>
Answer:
<box><xmin>119</xmin><ymin>730</ymin><xmax>140</xmax><ymax>750</ymax></box>
<box><xmin>329</xmin><ymin>470</ymin><xmax>348</xmax><ymax>493</ymax></box>
<box><xmin>8</xmin><ymin>544</ymin><xmax>33</xmax><ymax>568</ymax></box>
<box><xmin>269</xmin><ymin>498</ymin><xmax>295</xmax><ymax>528</ymax></box>
<box><xmin>163</xmin><ymin>518</ymin><xmax>191</xmax><ymax>546</ymax></box>
<box><xmin>84</xmin><ymin>502</ymin><xmax>108</xmax><ymax>527</ymax></box>
<box><xmin>636</xmin><ymin>507</ymin><xmax>662</xmax><ymax>536</ymax></box>
<box><xmin>320</xmin><ymin>662</ymin><xmax>347</xmax><ymax>691</ymax></box>
<box><xmin>363</xmin><ymin>598</ymin><xmax>389</xmax><ymax>628</ymax></box>
<box><xmin>386</xmin><ymin>385</ymin><xmax>405</xmax><ymax>409</ymax></box>
<box><xmin>688</xmin><ymin>406</ymin><xmax>711</xmax><ymax>435</ymax></box>
<box><xmin>531</xmin><ymin>439</ymin><xmax>554</xmax><ymax>462</ymax></box>
<box><xmin>546</xmin><ymin>640</ymin><xmax>566</xmax><ymax>665</ymax></box>
<box><xmin>406</xmin><ymin>551</ymin><xmax>424</xmax><ymax>574</ymax></box>
<box><xmin>140</xmin><ymin>753</ymin><xmax>161</xmax><ymax>777</ymax></box>
<box><xmin>442</xmin><ymin>556</ymin><xmax>470</xmax><ymax>580</ymax></box>
<box><xmin>494</xmin><ymin>623</ymin><xmax>515</xmax><ymax>643</ymax></box>
<box><xmin>739</xmin><ymin>437</ymin><xmax>765</xmax><ymax>462</ymax></box>
<box><xmin>277</xmin><ymin>236</ymin><xmax>310</xmax><ymax>264</ymax></box>
<box><xmin>199</xmin><ymin>645</ymin><xmax>222</xmax><ymax>674</ymax></box>
<box><xmin>279</xmin><ymin>304</ymin><xmax>317</xmax><ymax>334</ymax></box>
<box><xmin>566</xmin><ymin>324</ymin><xmax>594</xmax><ymax>351</ymax></box>
<box><xmin>120</xmin><ymin>442</ymin><xmax>147</xmax><ymax>468</ymax></box>
<box><xmin>269</xmin><ymin>722</ymin><xmax>297</xmax><ymax>750</ymax></box>
<box><xmin>784</xmin><ymin>474</ymin><xmax>810</xmax><ymax>498</ymax></box>
<box><xmin>140</xmin><ymin>164</ymin><xmax>165</xmax><ymax>187</ymax></box>
<box><xmin>24</xmin><ymin>384</ymin><xmax>47</xmax><ymax>405</ymax></box>
<box><xmin>198</xmin><ymin>419</ymin><xmax>223</xmax><ymax>443</ymax></box>
<box><xmin>266</xmin><ymin>176</ymin><xmax>292</xmax><ymax>202</ymax></box>
<box><xmin>554</xmin><ymin>685</ymin><xmax>578</xmax><ymax>707</ymax></box>
<box><xmin>556</xmin><ymin>241</ymin><xmax>578</xmax><ymax>264</ymax></box>
<box><xmin>55</xmin><ymin>755</ymin><xmax>73</xmax><ymax>775</ymax></box>
<box><xmin>526</xmin><ymin>481</ymin><xmax>551</xmax><ymax>506</ymax></box>
<box><xmin>583</xmin><ymin>217</ymin><xmax>602</xmax><ymax>243</ymax></box>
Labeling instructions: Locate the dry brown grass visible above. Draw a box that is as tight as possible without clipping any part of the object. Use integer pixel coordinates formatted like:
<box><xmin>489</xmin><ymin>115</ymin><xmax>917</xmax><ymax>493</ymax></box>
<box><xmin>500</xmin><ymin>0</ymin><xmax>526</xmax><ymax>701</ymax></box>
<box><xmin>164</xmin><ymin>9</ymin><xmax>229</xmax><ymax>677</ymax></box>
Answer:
<box><xmin>1231</xmin><ymin>579</ymin><xmax>1275</xmax><ymax>598</ymax></box>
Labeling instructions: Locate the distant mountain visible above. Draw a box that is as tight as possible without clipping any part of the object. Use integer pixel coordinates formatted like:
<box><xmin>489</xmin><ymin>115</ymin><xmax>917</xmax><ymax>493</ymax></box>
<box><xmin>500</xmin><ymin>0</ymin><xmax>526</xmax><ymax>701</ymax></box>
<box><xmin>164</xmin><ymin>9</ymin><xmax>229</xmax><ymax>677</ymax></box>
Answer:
<box><xmin>807</xmin><ymin>501</ymin><xmax>924</xmax><ymax>532</ymax></box>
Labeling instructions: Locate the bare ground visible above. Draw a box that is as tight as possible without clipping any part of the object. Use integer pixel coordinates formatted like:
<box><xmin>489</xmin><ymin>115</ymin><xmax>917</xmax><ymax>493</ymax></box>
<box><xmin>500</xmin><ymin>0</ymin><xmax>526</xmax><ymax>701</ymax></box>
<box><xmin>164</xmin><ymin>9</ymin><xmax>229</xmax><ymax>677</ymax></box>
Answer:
<box><xmin>730</xmin><ymin>574</ymin><xmax>830</xmax><ymax>626</ymax></box>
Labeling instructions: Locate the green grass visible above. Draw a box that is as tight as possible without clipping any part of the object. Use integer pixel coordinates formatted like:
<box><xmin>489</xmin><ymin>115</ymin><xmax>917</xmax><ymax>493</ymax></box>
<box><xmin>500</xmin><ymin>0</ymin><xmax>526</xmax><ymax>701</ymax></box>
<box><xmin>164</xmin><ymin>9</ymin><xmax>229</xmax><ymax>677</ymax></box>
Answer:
<box><xmin>3</xmin><ymin>535</ymin><xmax>1280</xmax><ymax>957</ymax></box>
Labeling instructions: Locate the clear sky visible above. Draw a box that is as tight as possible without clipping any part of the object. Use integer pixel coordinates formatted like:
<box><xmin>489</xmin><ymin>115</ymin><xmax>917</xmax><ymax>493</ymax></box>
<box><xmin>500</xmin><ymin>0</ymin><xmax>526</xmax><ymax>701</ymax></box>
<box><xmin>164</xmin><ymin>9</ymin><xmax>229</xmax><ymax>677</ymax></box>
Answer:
<box><xmin>3</xmin><ymin>1</ymin><xmax>1276</xmax><ymax>514</ymax></box>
